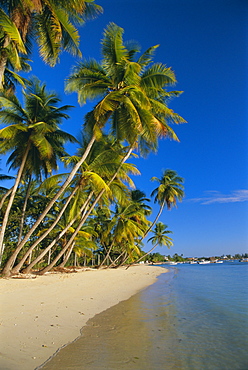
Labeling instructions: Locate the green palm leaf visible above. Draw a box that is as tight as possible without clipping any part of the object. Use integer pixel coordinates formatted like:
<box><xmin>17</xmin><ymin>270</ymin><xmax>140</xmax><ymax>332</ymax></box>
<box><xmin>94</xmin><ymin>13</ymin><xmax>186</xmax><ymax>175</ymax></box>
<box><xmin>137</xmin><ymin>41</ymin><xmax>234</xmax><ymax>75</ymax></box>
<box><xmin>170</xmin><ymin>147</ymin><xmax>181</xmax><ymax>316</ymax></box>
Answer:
<box><xmin>0</xmin><ymin>124</ymin><xmax>28</xmax><ymax>140</ymax></box>
<box><xmin>101</xmin><ymin>23</ymin><xmax>128</xmax><ymax>77</ymax></box>
<box><xmin>35</xmin><ymin>13</ymin><xmax>61</xmax><ymax>66</ymax></box>
<box><xmin>0</xmin><ymin>9</ymin><xmax>26</xmax><ymax>53</ymax></box>
<box><xmin>141</xmin><ymin>63</ymin><xmax>177</xmax><ymax>89</ymax></box>
<box><xmin>52</xmin><ymin>7</ymin><xmax>81</xmax><ymax>57</ymax></box>
<box><xmin>137</xmin><ymin>45</ymin><xmax>160</xmax><ymax>68</ymax></box>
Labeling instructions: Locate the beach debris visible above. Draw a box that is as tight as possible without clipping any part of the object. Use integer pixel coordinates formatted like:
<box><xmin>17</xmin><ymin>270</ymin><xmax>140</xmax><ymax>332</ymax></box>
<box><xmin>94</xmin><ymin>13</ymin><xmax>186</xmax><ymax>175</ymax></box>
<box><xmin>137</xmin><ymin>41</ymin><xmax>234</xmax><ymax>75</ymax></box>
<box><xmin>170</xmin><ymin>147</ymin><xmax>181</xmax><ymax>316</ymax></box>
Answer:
<box><xmin>11</xmin><ymin>273</ymin><xmax>36</xmax><ymax>279</ymax></box>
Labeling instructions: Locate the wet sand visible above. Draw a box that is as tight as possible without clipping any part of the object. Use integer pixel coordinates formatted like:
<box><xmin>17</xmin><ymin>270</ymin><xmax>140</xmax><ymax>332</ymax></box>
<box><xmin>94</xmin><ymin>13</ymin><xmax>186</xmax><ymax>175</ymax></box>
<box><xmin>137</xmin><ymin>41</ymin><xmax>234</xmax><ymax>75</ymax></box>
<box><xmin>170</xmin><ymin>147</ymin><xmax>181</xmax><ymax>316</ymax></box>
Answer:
<box><xmin>0</xmin><ymin>265</ymin><xmax>166</xmax><ymax>370</ymax></box>
<box><xmin>41</xmin><ymin>277</ymin><xmax>182</xmax><ymax>370</ymax></box>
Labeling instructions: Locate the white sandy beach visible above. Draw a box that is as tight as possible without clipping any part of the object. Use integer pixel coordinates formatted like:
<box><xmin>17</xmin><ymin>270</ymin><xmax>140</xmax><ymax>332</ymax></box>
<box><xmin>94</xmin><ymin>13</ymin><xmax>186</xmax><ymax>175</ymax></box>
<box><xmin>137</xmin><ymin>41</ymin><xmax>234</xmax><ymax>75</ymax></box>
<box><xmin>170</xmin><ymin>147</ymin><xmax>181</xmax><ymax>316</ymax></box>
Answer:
<box><xmin>0</xmin><ymin>265</ymin><xmax>166</xmax><ymax>370</ymax></box>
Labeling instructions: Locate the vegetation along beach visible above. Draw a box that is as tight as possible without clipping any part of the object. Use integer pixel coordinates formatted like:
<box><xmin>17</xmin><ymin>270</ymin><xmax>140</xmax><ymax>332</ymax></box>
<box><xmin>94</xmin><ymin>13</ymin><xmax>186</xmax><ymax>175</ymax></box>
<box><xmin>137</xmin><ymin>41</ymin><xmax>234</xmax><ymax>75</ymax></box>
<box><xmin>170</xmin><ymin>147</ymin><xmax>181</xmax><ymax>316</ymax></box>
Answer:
<box><xmin>0</xmin><ymin>0</ymin><xmax>247</xmax><ymax>369</ymax></box>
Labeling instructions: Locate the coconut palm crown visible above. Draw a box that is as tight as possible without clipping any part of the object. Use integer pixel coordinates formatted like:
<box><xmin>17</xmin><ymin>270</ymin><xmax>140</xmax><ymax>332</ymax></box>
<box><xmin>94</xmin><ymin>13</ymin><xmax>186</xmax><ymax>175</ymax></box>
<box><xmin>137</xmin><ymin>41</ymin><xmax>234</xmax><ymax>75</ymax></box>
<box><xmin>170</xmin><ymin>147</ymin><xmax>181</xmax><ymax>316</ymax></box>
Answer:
<box><xmin>151</xmin><ymin>169</ymin><xmax>184</xmax><ymax>210</ymax></box>
<box><xmin>0</xmin><ymin>0</ymin><xmax>103</xmax><ymax>88</ymax></box>
<box><xmin>66</xmin><ymin>22</ymin><xmax>186</xmax><ymax>156</ymax></box>
<box><xmin>0</xmin><ymin>77</ymin><xmax>77</xmax><ymax>257</ymax></box>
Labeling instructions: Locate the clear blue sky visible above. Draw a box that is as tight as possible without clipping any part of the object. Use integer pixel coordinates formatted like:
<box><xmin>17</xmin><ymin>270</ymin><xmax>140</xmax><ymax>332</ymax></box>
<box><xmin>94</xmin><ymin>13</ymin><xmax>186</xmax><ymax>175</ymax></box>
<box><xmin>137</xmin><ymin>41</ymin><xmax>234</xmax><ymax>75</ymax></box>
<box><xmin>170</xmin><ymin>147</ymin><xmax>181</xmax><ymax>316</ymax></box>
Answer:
<box><xmin>2</xmin><ymin>0</ymin><xmax>248</xmax><ymax>257</ymax></box>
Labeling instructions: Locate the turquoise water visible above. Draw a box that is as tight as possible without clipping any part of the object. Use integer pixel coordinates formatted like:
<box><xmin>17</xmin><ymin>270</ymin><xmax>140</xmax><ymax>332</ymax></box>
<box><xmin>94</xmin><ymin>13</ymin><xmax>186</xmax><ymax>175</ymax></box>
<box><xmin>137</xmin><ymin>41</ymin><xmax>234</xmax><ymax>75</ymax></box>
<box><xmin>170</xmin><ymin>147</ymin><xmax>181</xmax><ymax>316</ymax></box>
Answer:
<box><xmin>145</xmin><ymin>261</ymin><xmax>248</xmax><ymax>369</ymax></box>
<box><xmin>42</xmin><ymin>261</ymin><xmax>248</xmax><ymax>370</ymax></box>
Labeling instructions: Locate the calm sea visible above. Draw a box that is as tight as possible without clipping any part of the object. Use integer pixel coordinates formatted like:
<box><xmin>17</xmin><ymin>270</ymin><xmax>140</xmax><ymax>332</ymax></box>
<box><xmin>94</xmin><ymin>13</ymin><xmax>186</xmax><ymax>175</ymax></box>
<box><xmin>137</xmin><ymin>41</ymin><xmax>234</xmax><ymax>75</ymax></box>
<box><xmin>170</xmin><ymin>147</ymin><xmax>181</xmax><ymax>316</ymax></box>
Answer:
<box><xmin>42</xmin><ymin>261</ymin><xmax>248</xmax><ymax>370</ymax></box>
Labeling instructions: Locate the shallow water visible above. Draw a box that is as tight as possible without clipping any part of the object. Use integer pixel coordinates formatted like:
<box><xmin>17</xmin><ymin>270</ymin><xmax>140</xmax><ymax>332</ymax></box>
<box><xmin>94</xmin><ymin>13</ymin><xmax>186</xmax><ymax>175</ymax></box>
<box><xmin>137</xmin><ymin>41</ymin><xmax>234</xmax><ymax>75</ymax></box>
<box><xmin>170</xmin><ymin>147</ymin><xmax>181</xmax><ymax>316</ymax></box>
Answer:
<box><xmin>41</xmin><ymin>261</ymin><xmax>248</xmax><ymax>370</ymax></box>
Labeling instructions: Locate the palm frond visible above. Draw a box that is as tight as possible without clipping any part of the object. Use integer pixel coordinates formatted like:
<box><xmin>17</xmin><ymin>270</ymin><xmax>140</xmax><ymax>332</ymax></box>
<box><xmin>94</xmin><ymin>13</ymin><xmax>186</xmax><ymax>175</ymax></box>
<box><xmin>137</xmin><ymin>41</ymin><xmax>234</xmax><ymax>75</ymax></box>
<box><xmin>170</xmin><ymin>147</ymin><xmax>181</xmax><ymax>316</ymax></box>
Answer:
<box><xmin>137</xmin><ymin>44</ymin><xmax>159</xmax><ymax>68</ymax></box>
<box><xmin>94</xmin><ymin>90</ymin><xmax>123</xmax><ymax>124</ymax></box>
<box><xmin>52</xmin><ymin>7</ymin><xmax>81</xmax><ymax>57</ymax></box>
<box><xmin>35</xmin><ymin>12</ymin><xmax>61</xmax><ymax>66</ymax></box>
<box><xmin>0</xmin><ymin>124</ymin><xmax>28</xmax><ymax>139</ymax></box>
<box><xmin>65</xmin><ymin>59</ymin><xmax>109</xmax><ymax>105</ymax></box>
<box><xmin>101</xmin><ymin>23</ymin><xmax>128</xmax><ymax>76</ymax></box>
<box><xmin>83</xmin><ymin>171</ymin><xmax>111</xmax><ymax>194</ymax></box>
<box><xmin>0</xmin><ymin>9</ymin><xmax>26</xmax><ymax>54</ymax></box>
<box><xmin>0</xmin><ymin>94</ymin><xmax>25</xmax><ymax>115</ymax></box>
<box><xmin>141</xmin><ymin>63</ymin><xmax>177</xmax><ymax>90</ymax></box>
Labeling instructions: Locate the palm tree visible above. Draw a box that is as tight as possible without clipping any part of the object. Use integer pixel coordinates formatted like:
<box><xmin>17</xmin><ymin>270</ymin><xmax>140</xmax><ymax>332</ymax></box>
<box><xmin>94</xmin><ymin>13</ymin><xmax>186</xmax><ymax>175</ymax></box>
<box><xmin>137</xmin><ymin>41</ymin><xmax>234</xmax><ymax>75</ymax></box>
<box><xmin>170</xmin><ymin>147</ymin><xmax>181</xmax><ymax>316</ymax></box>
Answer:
<box><xmin>99</xmin><ymin>200</ymin><xmax>149</xmax><ymax>268</ymax></box>
<box><xmin>66</xmin><ymin>23</ymin><xmax>184</xmax><ymax>151</ymax></box>
<box><xmin>0</xmin><ymin>1</ymin><xmax>103</xmax><ymax>87</ymax></box>
<box><xmin>130</xmin><ymin>189</ymin><xmax>152</xmax><ymax>216</ymax></box>
<box><xmin>142</xmin><ymin>169</ymin><xmax>184</xmax><ymax>241</ymax></box>
<box><xmin>128</xmin><ymin>222</ymin><xmax>173</xmax><ymax>266</ymax></box>
<box><xmin>0</xmin><ymin>77</ymin><xmax>76</xmax><ymax>275</ymax></box>
<box><xmin>35</xmin><ymin>143</ymin><xmax>142</xmax><ymax>275</ymax></box>
<box><xmin>0</xmin><ymin>9</ymin><xmax>26</xmax><ymax>88</ymax></box>
<box><xmin>55</xmin><ymin>22</ymin><xmax>185</xmax><ymax>263</ymax></box>
<box><xmin>0</xmin><ymin>40</ymin><xmax>31</xmax><ymax>93</ymax></box>
<box><xmin>3</xmin><ymin>23</ymin><xmax>185</xmax><ymax>276</ymax></box>
<box><xmin>18</xmin><ymin>136</ymin><xmax>137</xmax><ymax>274</ymax></box>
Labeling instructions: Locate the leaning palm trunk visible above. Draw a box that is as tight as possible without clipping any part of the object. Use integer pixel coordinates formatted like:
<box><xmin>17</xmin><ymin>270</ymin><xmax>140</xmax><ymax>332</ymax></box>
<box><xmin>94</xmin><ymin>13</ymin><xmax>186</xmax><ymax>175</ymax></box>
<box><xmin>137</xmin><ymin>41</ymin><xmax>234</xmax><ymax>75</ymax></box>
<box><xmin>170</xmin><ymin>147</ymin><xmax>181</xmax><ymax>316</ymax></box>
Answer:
<box><xmin>0</xmin><ymin>142</ymin><xmax>30</xmax><ymax>265</ymax></box>
<box><xmin>57</xmin><ymin>243</ymin><xmax>75</xmax><ymax>268</ymax></box>
<box><xmin>20</xmin><ymin>192</ymin><xmax>93</xmax><ymax>274</ymax></box>
<box><xmin>0</xmin><ymin>187</ymin><xmax>13</xmax><ymax>210</ymax></box>
<box><xmin>139</xmin><ymin>199</ymin><xmax>166</xmax><ymax>243</ymax></box>
<box><xmin>17</xmin><ymin>176</ymin><xmax>32</xmax><ymax>244</ymax></box>
<box><xmin>0</xmin><ymin>242</ymin><xmax>6</xmax><ymax>268</ymax></box>
<box><xmin>38</xmin><ymin>188</ymin><xmax>107</xmax><ymax>274</ymax></box>
<box><xmin>2</xmin><ymin>135</ymin><xmax>96</xmax><ymax>276</ymax></box>
<box><xmin>0</xmin><ymin>187</ymin><xmax>13</xmax><ymax>266</ymax></box>
<box><xmin>11</xmin><ymin>186</ymin><xmax>80</xmax><ymax>274</ymax></box>
<box><xmin>121</xmin><ymin>201</ymin><xmax>166</xmax><ymax>270</ymax></box>
<box><xmin>0</xmin><ymin>54</ymin><xmax>8</xmax><ymax>90</ymax></box>
<box><xmin>99</xmin><ymin>240</ymin><xmax>115</xmax><ymax>268</ymax></box>
<box><xmin>38</xmin><ymin>145</ymin><xmax>135</xmax><ymax>274</ymax></box>
<box><xmin>126</xmin><ymin>243</ymin><xmax>159</xmax><ymax>269</ymax></box>
<box><xmin>108</xmin><ymin>250</ymin><xmax>126</xmax><ymax>268</ymax></box>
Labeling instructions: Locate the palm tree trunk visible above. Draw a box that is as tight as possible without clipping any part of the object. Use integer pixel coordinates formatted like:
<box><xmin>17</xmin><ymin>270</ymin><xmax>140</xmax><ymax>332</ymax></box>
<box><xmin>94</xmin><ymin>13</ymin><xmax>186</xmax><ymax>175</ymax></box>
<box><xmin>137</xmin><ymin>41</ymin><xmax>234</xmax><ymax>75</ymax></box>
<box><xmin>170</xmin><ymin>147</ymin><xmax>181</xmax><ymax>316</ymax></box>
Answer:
<box><xmin>0</xmin><ymin>142</ymin><xmax>30</xmax><ymax>274</ymax></box>
<box><xmin>124</xmin><ymin>199</ymin><xmax>168</xmax><ymax>270</ymax></box>
<box><xmin>0</xmin><ymin>187</ymin><xmax>13</xmax><ymax>267</ymax></box>
<box><xmin>138</xmin><ymin>200</ymin><xmax>166</xmax><ymax>243</ymax></box>
<box><xmin>2</xmin><ymin>135</ymin><xmax>96</xmax><ymax>276</ymax></box>
<box><xmin>126</xmin><ymin>243</ymin><xmax>159</xmax><ymax>269</ymax></box>
<box><xmin>23</xmin><ymin>142</ymin><xmax>135</xmax><ymax>275</ymax></box>
<box><xmin>99</xmin><ymin>240</ymin><xmax>115</xmax><ymax>268</ymax></box>
<box><xmin>20</xmin><ymin>192</ymin><xmax>93</xmax><ymax>274</ymax></box>
<box><xmin>35</xmin><ymin>145</ymin><xmax>135</xmax><ymax>275</ymax></box>
<box><xmin>0</xmin><ymin>242</ymin><xmax>6</xmax><ymax>268</ymax></box>
<box><xmin>57</xmin><ymin>243</ymin><xmax>74</xmax><ymax>268</ymax></box>
<box><xmin>41</xmin><ymin>186</ymin><xmax>109</xmax><ymax>273</ymax></box>
<box><xmin>47</xmin><ymin>248</ymin><xmax>52</xmax><ymax>266</ymax></box>
<box><xmin>11</xmin><ymin>186</ymin><xmax>80</xmax><ymax>274</ymax></box>
<box><xmin>108</xmin><ymin>250</ymin><xmax>126</xmax><ymax>268</ymax></box>
<box><xmin>0</xmin><ymin>187</ymin><xmax>13</xmax><ymax>210</ymax></box>
<box><xmin>0</xmin><ymin>54</ymin><xmax>8</xmax><ymax>89</ymax></box>
<box><xmin>17</xmin><ymin>176</ymin><xmax>32</xmax><ymax>244</ymax></box>
<box><xmin>27</xmin><ymin>251</ymin><xmax>32</xmax><ymax>265</ymax></box>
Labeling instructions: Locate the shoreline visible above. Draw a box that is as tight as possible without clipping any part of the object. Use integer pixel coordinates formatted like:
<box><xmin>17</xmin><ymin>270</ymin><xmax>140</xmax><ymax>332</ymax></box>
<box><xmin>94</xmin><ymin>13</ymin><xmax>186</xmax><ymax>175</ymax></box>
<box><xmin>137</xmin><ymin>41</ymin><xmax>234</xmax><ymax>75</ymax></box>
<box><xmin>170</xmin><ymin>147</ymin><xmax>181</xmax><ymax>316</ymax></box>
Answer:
<box><xmin>0</xmin><ymin>265</ymin><xmax>167</xmax><ymax>370</ymax></box>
